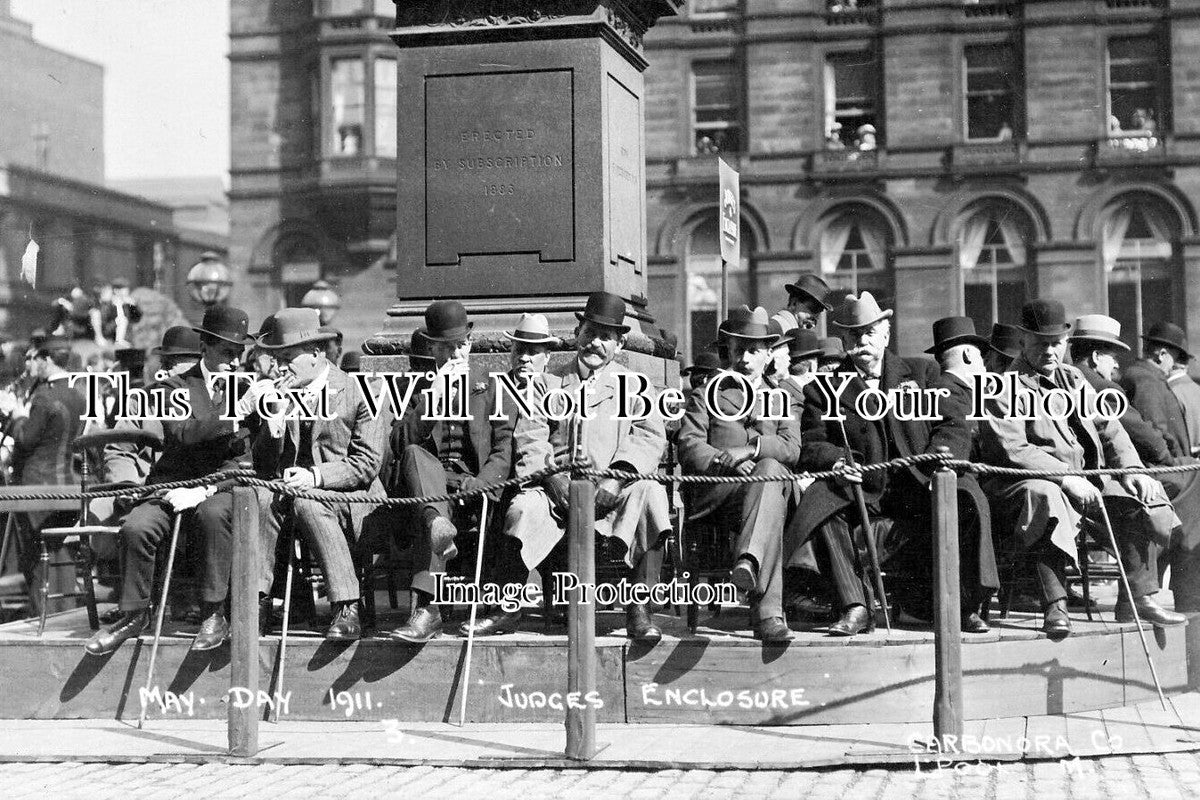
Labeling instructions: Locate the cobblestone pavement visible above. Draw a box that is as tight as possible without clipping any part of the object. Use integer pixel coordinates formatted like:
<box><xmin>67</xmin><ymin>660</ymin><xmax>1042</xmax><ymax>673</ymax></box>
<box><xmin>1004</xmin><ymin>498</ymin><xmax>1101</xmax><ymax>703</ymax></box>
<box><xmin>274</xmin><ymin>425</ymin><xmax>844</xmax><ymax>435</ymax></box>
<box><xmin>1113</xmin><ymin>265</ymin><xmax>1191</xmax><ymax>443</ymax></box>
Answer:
<box><xmin>3</xmin><ymin>752</ymin><xmax>1200</xmax><ymax>799</ymax></box>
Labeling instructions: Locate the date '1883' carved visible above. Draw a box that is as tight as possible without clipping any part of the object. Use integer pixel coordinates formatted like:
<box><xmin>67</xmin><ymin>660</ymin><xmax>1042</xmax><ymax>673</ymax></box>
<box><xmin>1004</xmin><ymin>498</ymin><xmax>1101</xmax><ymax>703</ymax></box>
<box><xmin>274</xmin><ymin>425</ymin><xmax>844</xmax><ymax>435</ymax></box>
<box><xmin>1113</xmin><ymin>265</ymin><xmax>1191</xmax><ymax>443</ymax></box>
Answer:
<box><xmin>425</xmin><ymin>70</ymin><xmax>575</xmax><ymax>266</ymax></box>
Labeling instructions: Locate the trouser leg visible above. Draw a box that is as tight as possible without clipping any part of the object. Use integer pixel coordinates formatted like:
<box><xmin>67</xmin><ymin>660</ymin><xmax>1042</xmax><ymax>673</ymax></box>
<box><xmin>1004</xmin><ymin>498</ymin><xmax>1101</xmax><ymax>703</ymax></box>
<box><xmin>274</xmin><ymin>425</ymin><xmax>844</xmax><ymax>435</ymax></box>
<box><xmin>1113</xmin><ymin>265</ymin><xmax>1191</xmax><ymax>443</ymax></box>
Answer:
<box><xmin>814</xmin><ymin>514</ymin><xmax>867</xmax><ymax>609</ymax></box>
<box><xmin>399</xmin><ymin>444</ymin><xmax>450</xmax><ymax>521</ymax></box>
<box><xmin>292</xmin><ymin>498</ymin><xmax>360</xmax><ymax>603</ymax></box>
<box><xmin>1101</xmin><ymin>500</ymin><xmax>1159</xmax><ymax>599</ymax></box>
<box><xmin>119</xmin><ymin>500</ymin><xmax>174</xmax><ymax>612</ymax></box>
<box><xmin>735</xmin><ymin>459</ymin><xmax>790</xmax><ymax>621</ymax></box>
<box><xmin>193</xmin><ymin>490</ymin><xmax>234</xmax><ymax>605</ymax></box>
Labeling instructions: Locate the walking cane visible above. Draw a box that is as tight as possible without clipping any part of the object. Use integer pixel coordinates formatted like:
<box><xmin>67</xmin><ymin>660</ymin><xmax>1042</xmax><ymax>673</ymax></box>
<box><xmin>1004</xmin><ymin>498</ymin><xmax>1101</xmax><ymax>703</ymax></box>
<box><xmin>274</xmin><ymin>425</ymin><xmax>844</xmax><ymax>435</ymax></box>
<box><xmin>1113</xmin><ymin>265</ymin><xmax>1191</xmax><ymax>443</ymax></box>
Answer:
<box><xmin>270</xmin><ymin>515</ymin><xmax>296</xmax><ymax>725</ymax></box>
<box><xmin>1096</xmin><ymin>502</ymin><xmax>1168</xmax><ymax>711</ymax></box>
<box><xmin>836</xmin><ymin>416</ymin><xmax>891</xmax><ymax>632</ymax></box>
<box><xmin>458</xmin><ymin>492</ymin><xmax>491</xmax><ymax>728</ymax></box>
<box><xmin>137</xmin><ymin>512</ymin><xmax>184</xmax><ymax>730</ymax></box>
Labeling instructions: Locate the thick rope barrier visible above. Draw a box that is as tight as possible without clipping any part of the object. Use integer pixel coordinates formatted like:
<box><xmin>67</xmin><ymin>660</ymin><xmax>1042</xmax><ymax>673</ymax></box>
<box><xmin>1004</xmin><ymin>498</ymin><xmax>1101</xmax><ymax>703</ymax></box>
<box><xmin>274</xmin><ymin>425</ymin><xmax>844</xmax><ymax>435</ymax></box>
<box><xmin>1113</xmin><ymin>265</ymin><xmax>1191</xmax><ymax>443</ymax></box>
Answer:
<box><xmin>8</xmin><ymin>452</ymin><xmax>1200</xmax><ymax>507</ymax></box>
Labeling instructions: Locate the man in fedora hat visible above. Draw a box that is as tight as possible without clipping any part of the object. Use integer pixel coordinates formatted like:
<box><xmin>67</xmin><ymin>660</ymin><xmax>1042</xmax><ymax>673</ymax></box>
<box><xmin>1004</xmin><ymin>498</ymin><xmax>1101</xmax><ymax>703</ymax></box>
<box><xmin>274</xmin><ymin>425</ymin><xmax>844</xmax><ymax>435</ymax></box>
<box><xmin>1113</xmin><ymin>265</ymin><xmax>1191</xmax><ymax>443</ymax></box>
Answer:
<box><xmin>505</xmin><ymin>291</ymin><xmax>671</xmax><ymax>642</ymax></box>
<box><xmin>924</xmin><ymin>317</ymin><xmax>1000</xmax><ymax>632</ymax></box>
<box><xmin>0</xmin><ymin>336</ymin><xmax>87</xmax><ymax>611</ymax></box>
<box><xmin>389</xmin><ymin>300</ymin><xmax>514</xmax><ymax>642</ymax></box>
<box><xmin>251</xmin><ymin>308</ymin><xmax>387</xmax><ymax>640</ymax></box>
<box><xmin>459</xmin><ymin>313</ymin><xmax>563</xmax><ymax>637</ymax></box>
<box><xmin>773</xmin><ymin>273</ymin><xmax>832</xmax><ymax>335</ymax></box>
<box><xmin>979</xmin><ymin>300</ymin><xmax>1180</xmax><ymax>637</ymax></box>
<box><xmin>787</xmin><ymin>291</ymin><xmax>941</xmax><ymax>636</ymax></box>
<box><xmin>677</xmin><ymin>306</ymin><xmax>802</xmax><ymax>641</ymax></box>
<box><xmin>84</xmin><ymin>306</ymin><xmax>256</xmax><ymax>656</ymax></box>
<box><xmin>1115</xmin><ymin>319</ymin><xmax>1200</xmax><ymax>614</ymax></box>
<box><xmin>986</xmin><ymin>323</ymin><xmax>1022</xmax><ymax>373</ymax></box>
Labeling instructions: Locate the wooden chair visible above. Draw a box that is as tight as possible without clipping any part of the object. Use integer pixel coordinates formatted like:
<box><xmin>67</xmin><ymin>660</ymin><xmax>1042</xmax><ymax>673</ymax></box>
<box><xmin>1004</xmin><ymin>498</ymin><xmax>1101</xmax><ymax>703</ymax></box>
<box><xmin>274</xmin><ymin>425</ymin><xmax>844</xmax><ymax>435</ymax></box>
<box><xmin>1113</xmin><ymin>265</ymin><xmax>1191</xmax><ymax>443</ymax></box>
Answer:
<box><xmin>36</xmin><ymin>427</ymin><xmax>162</xmax><ymax>634</ymax></box>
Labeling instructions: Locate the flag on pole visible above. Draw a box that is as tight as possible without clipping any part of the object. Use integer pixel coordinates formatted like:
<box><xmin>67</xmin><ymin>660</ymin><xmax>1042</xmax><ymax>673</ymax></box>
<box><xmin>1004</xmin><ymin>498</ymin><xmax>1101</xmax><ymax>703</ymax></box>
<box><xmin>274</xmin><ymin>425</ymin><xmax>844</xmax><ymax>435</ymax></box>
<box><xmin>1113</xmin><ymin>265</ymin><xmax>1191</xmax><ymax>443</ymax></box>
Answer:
<box><xmin>20</xmin><ymin>239</ymin><xmax>39</xmax><ymax>287</ymax></box>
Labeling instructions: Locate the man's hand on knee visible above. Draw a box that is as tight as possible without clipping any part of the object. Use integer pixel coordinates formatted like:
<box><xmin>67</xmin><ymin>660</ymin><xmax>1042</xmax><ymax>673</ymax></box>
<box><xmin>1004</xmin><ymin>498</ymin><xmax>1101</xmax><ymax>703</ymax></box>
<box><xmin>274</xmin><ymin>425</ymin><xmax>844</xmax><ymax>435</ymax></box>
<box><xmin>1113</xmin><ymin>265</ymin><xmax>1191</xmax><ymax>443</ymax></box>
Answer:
<box><xmin>162</xmin><ymin>486</ymin><xmax>214</xmax><ymax>513</ymax></box>
<box><xmin>1061</xmin><ymin>476</ymin><xmax>1103</xmax><ymax>514</ymax></box>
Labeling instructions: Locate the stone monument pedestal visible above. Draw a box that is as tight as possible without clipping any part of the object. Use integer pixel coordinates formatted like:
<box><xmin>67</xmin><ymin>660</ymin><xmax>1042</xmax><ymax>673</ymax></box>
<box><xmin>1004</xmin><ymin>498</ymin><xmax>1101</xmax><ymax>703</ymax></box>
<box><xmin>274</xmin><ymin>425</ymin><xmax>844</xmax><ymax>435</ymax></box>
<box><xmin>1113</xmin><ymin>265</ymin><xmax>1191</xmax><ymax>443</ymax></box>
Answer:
<box><xmin>365</xmin><ymin>0</ymin><xmax>682</xmax><ymax>375</ymax></box>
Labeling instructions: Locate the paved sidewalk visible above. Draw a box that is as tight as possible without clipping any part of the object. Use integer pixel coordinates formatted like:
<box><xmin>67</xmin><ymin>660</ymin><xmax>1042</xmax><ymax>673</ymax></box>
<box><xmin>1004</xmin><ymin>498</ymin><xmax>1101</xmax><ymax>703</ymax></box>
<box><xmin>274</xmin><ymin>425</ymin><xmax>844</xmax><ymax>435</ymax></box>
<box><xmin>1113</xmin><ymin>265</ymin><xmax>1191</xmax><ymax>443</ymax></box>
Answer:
<box><xmin>0</xmin><ymin>693</ymin><xmax>1197</xmax><ymax>770</ymax></box>
<box><xmin>3</xmin><ymin>752</ymin><xmax>1200</xmax><ymax>799</ymax></box>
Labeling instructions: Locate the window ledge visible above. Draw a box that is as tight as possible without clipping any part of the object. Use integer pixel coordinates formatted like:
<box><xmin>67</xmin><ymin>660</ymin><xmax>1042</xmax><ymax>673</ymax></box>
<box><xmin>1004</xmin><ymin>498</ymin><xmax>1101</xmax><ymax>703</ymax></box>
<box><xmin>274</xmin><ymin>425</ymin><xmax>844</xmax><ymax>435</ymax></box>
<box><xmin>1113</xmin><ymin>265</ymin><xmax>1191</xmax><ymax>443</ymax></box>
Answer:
<box><xmin>950</xmin><ymin>141</ymin><xmax>1024</xmax><ymax>168</ymax></box>
<box><xmin>1094</xmin><ymin>135</ymin><xmax>1170</xmax><ymax>166</ymax></box>
<box><xmin>811</xmin><ymin>148</ymin><xmax>883</xmax><ymax>173</ymax></box>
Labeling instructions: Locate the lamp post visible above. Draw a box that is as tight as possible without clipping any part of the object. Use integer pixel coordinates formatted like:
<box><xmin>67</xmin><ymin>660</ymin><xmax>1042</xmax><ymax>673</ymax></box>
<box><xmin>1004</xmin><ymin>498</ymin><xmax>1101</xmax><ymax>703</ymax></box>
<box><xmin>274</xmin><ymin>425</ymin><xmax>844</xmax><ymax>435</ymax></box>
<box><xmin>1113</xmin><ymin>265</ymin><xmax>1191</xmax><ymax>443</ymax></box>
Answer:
<box><xmin>301</xmin><ymin>279</ymin><xmax>341</xmax><ymax>326</ymax></box>
<box><xmin>186</xmin><ymin>251</ymin><xmax>233</xmax><ymax>308</ymax></box>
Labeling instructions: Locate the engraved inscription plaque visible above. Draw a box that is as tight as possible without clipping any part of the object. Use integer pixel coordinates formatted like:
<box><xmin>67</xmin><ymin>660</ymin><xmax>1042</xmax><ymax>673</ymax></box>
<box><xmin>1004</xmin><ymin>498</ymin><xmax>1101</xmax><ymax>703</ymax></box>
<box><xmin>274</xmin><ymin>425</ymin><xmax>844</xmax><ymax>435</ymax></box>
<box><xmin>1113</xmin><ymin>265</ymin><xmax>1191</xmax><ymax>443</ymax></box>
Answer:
<box><xmin>607</xmin><ymin>74</ymin><xmax>642</xmax><ymax>273</ymax></box>
<box><xmin>425</xmin><ymin>69</ymin><xmax>575</xmax><ymax>266</ymax></box>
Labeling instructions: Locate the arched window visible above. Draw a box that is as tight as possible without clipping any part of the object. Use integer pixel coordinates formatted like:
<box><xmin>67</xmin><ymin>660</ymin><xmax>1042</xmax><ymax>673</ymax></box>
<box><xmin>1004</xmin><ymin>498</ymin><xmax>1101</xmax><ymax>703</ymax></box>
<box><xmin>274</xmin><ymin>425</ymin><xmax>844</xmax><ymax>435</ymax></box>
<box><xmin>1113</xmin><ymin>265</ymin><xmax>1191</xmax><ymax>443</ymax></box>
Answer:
<box><xmin>955</xmin><ymin>200</ymin><xmax>1032</xmax><ymax>332</ymax></box>
<box><xmin>682</xmin><ymin>214</ymin><xmax>755</xmax><ymax>358</ymax></box>
<box><xmin>1101</xmin><ymin>194</ymin><xmax>1179</xmax><ymax>348</ymax></box>
<box><xmin>816</xmin><ymin>204</ymin><xmax>893</xmax><ymax>311</ymax></box>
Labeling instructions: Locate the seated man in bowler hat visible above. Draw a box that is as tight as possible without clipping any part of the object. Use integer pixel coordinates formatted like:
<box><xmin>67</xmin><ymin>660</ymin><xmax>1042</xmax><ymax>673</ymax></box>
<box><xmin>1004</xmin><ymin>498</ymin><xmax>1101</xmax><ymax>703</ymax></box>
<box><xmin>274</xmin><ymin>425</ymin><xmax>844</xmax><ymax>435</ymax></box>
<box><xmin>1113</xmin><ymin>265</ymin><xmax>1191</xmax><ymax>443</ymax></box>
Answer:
<box><xmin>389</xmin><ymin>300</ymin><xmax>514</xmax><ymax>642</ymax></box>
<box><xmin>772</xmin><ymin>273</ymin><xmax>832</xmax><ymax>334</ymax></box>
<box><xmin>681</xmin><ymin>347</ymin><xmax>721</xmax><ymax>393</ymax></box>
<box><xmin>978</xmin><ymin>300</ymin><xmax>1178</xmax><ymax>637</ymax></box>
<box><xmin>505</xmin><ymin>291</ymin><xmax>672</xmax><ymax>642</ymax></box>
<box><xmin>252</xmin><ymin>308</ymin><xmax>388</xmax><ymax>640</ymax></box>
<box><xmin>84</xmin><ymin>305</ymin><xmax>256</xmax><ymax>655</ymax></box>
<box><xmin>1110</xmin><ymin>319</ymin><xmax>1200</xmax><ymax>617</ymax></box>
<box><xmin>985</xmin><ymin>323</ymin><xmax>1022</xmax><ymax>374</ymax></box>
<box><xmin>788</xmin><ymin>291</ymin><xmax>942</xmax><ymax>636</ymax></box>
<box><xmin>924</xmin><ymin>317</ymin><xmax>1001</xmax><ymax>632</ymax></box>
<box><xmin>677</xmin><ymin>306</ymin><xmax>802</xmax><ymax>641</ymax></box>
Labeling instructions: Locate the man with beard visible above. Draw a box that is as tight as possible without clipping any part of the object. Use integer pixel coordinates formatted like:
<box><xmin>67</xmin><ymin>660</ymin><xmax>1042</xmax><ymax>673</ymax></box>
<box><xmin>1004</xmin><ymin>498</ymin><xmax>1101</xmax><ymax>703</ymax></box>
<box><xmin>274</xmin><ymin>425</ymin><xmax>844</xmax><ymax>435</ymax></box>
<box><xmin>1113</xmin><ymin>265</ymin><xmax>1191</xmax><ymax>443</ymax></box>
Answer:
<box><xmin>979</xmin><ymin>301</ymin><xmax>1180</xmax><ymax>637</ymax></box>
<box><xmin>83</xmin><ymin>306</ymin><xmax>255</xmax><ymax>655</ymax></box>
<box><xmin>505</xmin><ymin>291</ymin><xmax>671</xmax><ymax>642</ymax></box>
<box><xmin>788</xmin><ymin>292</ymin><xmax>941</xmax><ymax>636</ymax></box>
<box><xmin>677</xmin><ymin>306</ymin><xmax>801</xmax><ymax>641</ymax></box>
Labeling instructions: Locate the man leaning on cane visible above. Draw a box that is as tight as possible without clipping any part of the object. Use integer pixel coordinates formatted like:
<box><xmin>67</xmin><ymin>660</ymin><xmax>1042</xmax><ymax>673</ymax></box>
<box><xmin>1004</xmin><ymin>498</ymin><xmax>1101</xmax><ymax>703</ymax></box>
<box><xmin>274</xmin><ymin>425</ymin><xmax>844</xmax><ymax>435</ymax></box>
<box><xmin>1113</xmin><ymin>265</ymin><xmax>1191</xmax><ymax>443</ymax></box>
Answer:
<box><xmin>84</xmin><ymin>306</ymin><xmax>255</xmax><ymax>656</ymax></box>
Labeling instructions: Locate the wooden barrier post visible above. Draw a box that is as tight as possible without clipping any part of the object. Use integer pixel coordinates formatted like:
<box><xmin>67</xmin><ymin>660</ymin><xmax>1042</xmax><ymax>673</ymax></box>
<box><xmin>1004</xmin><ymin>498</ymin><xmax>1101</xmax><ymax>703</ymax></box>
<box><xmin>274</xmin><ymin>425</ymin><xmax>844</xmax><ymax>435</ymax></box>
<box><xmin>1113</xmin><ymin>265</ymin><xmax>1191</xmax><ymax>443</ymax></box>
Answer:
<box><xmin>931</xmin><ymin>467</ymin><xmax>963</xmax><ymax>743</ymax></box>
<box><xmin>228</xmin><ymin>485</ymin><xmax>260</xmax><ymax>757</ymax></box>
<box><xmin>565</xmin><ymin>475</ymin><xmax>599</xmax><ymax>760</ymax></box>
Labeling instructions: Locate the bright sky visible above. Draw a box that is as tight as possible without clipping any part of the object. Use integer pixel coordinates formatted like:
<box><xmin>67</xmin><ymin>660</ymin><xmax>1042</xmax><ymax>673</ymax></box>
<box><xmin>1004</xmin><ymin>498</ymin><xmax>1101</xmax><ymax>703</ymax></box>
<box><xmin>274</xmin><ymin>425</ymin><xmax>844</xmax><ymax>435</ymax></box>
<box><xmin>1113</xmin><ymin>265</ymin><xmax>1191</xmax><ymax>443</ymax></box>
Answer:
<box><xmin>11</xmin><ymin>0</ymin><xmax>230</xmax><ymax>183</ymax></box>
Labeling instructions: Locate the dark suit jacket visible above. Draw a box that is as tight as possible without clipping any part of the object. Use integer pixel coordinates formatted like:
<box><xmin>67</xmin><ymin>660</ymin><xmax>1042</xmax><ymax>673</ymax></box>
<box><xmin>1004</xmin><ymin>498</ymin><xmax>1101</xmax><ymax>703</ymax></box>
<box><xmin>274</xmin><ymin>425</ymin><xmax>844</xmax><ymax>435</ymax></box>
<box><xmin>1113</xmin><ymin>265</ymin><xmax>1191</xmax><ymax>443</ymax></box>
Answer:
<box><xmin>148</xmin><ymin>364</ymin><xmax>249</xmax><ymax>485</ymax></box>
<box><xmin>391</xmin><ymin>369</ymin><xmax>513</xmax><ymax>488</ymax></box>
<box><xmin>1120</xmin><ymin>360</ymin><xmax>1192</xmax><ymax>462</ymax></box>
<box><xmin>10</xmin><ymin>376</ymin><xmax>85</xmax><ymax>486</ymax></box>
<box><xmin>677</xmin><ymin>375</ymin><xmax>802</xmax><ymax>519</ymax></box>
<box><xmin>789</xmin><ymin>352</ymin><xmax>940</xmax><ymax>543</ymax></box>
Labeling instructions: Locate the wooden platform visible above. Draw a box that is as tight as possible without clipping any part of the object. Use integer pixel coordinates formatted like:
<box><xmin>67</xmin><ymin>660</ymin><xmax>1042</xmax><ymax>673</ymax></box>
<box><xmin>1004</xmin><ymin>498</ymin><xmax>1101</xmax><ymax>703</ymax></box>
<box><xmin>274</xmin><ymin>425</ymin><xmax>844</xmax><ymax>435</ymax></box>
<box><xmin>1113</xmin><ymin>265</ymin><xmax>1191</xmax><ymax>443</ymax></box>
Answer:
<box><xmin>0</xmin><ymin>598</ymin><xmax>1193</xmax><ymax>727</ymax></box>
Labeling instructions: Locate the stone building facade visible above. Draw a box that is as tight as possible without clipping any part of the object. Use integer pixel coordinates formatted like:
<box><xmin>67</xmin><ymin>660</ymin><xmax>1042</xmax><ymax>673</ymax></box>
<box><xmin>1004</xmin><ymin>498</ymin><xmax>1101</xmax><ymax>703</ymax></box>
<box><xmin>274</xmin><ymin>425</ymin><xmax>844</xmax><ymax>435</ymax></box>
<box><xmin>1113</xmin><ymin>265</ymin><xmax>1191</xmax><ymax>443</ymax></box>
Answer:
<box><xmin>645</xmin><ymin>0</ymin><xmax>1200</xmax><ymax>358</ymax></box>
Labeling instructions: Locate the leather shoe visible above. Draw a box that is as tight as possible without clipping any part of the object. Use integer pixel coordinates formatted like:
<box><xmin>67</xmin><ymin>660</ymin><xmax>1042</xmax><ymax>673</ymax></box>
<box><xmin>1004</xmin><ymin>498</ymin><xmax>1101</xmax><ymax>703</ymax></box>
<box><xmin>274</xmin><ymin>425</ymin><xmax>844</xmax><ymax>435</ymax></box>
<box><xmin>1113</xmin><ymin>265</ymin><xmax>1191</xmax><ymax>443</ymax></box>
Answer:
<box><xmin>326</xmin><ymin>602</ymin><xmax>362</xmax><ymax>641</ymax></box>
<box><xmin>1043</xmin><ymin>599</ymin><xmax>1071</xmax><ymax>639</ymax></box>
<box><xmin>730</xmin><ymin>557</ymin><xmax>758</xmax><ymax>594</ymax></box>
<box><xmin>460</xmin><ymin>608</ymin><xmax>522</xmax><ymax>636</ymax></box>
<box><xmin>1115</xmin><ymin>595</ymin><xmax>1187</xmax><ymax>627</ymax></box>
<box><xmin>961</xmin><ymin>612</ymin><xmax>990</xmax><ymax>634</ymax></box>
<box><xmin>192</xmin><ymin>608</ymin><xmax>229</xmax><ymax>651</ymax></box>
<box><xmin>754</xmin><ymin>616</ymin><xmax>794</xmax><ymax>642</ymax></box>
<box><xmin>430</xmin><ymin>515</ymin><xmax>458</xmax><ymax>561</ymax></box>
<box><xmin>391</xmin><ymin>605</ymin><xmax>442</xmax><ymax>643</ymax></box>
<box><xmin>625</xmin><ymin>603</ymin><xmax>662</xmax><ymax>643</ymax></box>
<box><xmin>828</xmin><ymin>604</ymin><xmax>871</xmax><ymax>636</ymax></box>
<box><xmin>84</xmin><ymin>608</ymin><xmax>150</xmax><ymax>656</ymax></box>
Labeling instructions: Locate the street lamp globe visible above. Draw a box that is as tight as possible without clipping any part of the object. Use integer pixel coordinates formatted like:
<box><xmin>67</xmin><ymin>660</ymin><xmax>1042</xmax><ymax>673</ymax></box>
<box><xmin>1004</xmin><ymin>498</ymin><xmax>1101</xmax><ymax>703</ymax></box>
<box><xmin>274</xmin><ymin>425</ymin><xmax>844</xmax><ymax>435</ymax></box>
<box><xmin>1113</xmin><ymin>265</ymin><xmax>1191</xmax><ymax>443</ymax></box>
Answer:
<box><xmin>186</xmin><ymin>252</ymin><xmax>233</xmax><ymax>307</ymax></box>
<box><xmin>301</xmin><ymin>279</ymin><xmax>341</xmax><ymax>326</ymax></box>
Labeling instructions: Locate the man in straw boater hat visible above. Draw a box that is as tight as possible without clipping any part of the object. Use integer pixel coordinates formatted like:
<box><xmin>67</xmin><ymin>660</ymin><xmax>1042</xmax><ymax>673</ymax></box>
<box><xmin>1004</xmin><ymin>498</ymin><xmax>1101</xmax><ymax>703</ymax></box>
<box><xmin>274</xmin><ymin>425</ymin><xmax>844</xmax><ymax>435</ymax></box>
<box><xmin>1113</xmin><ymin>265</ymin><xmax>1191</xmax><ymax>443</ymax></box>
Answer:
<box><xmin>978</xmin><ymin>300</ymin><xmax>1183</xmax><ymax>637</ymax></box>
<box><xmin>677</xmin><ymin>306</ymin><xmax>803</xmax><ymax>641</ymax></box>
<box><xmin>505</xmin><ymin>291</ymin><xmax>671</xmax><ymax>641</ymax></box>
<box><xmin>787</xmin><ymin>291</ymin><xmax>941</xmax><ymax>636</ymax></box>
<box><xmin>388</xmin><ymin>300</ymin><xmax>514</xmax><ymax>642</ymax></box>
<box><xmin>251</xmin><ymin>307</ymin><xmax>388</xmax><ymax>640</ymax></box>
<box><xmin>458</xmin><ymin>313</ymin><xmax>562</xmax><ymax>637</ymax></box>
<box><xmin>83</xmin><ymin>306</ymin><xmax>256</xmax><ymax>656</ymax></box>
<box><xmin>1109</xmin><ymin>319</ymin><xmax>1200</xmax><ymax>616</ymax></box>
<box><xmin>772</xmin><ymin>272</ymin><xmax>832</xmax><ymax>334</ymax></box>
<box><xmin>923</xmin><ymin>317</ymin><xmax>1001</xmax><ymax>632</ymax></box>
